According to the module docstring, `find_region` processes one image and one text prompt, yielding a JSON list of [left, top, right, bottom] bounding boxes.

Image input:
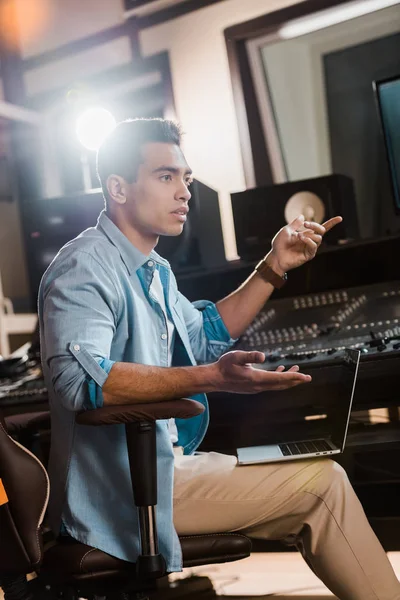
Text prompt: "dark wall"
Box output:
[[324, 32, 400, 239]]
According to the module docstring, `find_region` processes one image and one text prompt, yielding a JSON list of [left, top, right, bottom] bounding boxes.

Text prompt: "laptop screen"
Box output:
[[291, 348, 360, 450], [253, 348, 361, 449], [329, 349, 360, 450]]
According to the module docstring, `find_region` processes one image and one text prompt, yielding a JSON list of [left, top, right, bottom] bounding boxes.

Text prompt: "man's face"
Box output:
[[123, 142, 192, 241]]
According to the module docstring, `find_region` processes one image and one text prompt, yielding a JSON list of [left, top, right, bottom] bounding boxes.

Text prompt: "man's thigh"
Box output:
[[173, 451, 336, 536]]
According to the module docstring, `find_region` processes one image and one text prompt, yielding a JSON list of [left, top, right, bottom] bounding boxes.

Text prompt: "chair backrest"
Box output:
[[0, 410, 49, 574]]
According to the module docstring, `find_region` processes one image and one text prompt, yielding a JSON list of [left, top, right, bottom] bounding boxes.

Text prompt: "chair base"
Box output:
[[31, 573, 158, 600], [21, 574, 217, 600], [2, 573, 250, 600]]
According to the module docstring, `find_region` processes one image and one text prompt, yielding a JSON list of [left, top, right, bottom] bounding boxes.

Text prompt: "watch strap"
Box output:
[[255, 259, 287, 289]]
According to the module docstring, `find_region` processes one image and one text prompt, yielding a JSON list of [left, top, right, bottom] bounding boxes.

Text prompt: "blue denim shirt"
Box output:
[[38, 211, 235, 572]]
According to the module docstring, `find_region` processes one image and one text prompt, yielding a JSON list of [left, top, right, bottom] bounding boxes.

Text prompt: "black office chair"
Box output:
[[4, 411, 51, 465], [0, 399, 251, 600]]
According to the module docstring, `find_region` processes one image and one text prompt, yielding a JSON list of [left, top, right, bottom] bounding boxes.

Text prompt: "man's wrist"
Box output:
[[264, 252, 286, 277], [255, 256, 287, 289], [186, 363, 222, 394], [203, 363, 222, 392]]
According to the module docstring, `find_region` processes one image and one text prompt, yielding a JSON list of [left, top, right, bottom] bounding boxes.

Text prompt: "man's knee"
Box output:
[[305, 458, 350, 499]]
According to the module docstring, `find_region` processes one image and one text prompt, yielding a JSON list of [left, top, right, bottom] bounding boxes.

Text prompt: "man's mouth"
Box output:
[[171, 208, 188, 222]]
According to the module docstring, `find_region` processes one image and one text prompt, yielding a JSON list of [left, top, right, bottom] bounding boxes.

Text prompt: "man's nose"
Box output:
[[177, 183, 191, 202]]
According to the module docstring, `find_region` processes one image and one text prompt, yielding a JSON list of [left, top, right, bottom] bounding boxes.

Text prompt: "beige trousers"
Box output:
[[173, 450, 400, 600]]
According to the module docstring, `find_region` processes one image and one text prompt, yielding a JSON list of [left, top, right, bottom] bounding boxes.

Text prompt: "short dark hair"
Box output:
[[97, 118, 183, 208]]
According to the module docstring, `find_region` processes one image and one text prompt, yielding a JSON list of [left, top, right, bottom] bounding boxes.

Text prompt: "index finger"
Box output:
[[322, 216, 343, 232], [303, 221, 326, 235], [262, 371, 311, 382]]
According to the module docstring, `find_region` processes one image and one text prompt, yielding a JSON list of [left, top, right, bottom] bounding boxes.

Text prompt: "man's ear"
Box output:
[[106, 175, 127, 205]]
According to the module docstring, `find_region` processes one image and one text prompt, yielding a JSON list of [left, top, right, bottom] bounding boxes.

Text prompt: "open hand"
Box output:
[[266, 214, 343, 274], [212, 350, 311, 394]]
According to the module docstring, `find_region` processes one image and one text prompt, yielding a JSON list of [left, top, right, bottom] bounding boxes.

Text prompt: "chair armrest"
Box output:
[[75, 398, 205, 426]]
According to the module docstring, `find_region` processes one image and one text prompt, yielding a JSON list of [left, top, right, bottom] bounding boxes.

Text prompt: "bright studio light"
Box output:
[[76, 107, 116, 151]]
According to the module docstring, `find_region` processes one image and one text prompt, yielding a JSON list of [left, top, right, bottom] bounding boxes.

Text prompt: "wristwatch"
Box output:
[[255, 258, 287, 289]]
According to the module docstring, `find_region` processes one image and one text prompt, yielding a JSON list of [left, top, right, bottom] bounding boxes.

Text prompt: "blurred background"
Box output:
[[0, 0, 398, 323]]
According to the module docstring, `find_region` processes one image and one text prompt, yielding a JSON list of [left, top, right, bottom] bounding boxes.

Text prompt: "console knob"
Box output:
[[269, 354, 280, 362]]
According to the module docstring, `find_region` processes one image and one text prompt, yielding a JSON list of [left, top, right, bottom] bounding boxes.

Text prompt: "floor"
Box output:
[[2, 552, 400, 598], [172, 550, 400, 597]]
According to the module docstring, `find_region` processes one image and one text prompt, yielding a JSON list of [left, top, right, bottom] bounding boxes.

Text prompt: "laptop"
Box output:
[[237, 348, 360, 465]]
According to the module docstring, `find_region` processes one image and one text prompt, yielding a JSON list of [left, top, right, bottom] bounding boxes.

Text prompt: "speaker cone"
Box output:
[[284, 191, 325, 225]]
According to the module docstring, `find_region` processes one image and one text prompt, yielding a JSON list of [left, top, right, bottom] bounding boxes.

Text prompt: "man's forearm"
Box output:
[[102, 361, 219, 406], [216, 253, 283, 339]]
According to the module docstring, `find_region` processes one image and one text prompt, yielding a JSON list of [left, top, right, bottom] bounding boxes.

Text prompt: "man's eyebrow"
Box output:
[[151, 166, 193, 176]]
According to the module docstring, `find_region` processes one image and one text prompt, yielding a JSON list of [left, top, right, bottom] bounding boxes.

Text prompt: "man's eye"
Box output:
[[186, 179, 193, 187], [160, 175, 172, 182]]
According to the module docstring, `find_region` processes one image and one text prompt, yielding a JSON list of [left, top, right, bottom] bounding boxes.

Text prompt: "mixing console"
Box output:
[[237, 281, 400, 368]]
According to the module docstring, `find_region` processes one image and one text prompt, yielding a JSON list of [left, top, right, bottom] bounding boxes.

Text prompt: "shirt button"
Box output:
[[161, 333, 167, 340], [147, 260, 154, 267], [73, 344, 80, 351]]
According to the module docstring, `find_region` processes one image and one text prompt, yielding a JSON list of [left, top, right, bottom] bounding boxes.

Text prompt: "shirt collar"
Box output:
[[96, 210, 170, 275]]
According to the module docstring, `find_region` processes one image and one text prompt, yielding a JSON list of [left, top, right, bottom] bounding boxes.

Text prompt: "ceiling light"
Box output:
[[279, 0, 400, 39]]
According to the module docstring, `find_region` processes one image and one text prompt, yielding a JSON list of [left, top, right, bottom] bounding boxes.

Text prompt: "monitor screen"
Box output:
[[374, 76, 400, 213]]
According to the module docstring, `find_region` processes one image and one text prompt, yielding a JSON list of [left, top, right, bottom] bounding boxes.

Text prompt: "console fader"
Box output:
[[237, 281, 400, 368]]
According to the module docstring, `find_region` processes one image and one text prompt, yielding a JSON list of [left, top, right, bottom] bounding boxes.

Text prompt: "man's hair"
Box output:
[[97, 118, 183, 208]]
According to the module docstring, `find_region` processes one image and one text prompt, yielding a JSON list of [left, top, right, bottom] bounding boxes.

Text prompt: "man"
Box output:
[[39, 118, 400, 600]]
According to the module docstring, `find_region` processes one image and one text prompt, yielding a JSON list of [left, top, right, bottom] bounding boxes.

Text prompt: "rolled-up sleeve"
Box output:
[[177, 292, 237, 364], [40, 251, 118, 412]]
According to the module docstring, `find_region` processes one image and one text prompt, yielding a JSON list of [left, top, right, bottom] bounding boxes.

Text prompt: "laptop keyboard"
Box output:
[[279, 439, 333, 456]]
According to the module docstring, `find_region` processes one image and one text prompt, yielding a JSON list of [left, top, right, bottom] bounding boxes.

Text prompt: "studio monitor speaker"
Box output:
[[231, 174, 359, 261]]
